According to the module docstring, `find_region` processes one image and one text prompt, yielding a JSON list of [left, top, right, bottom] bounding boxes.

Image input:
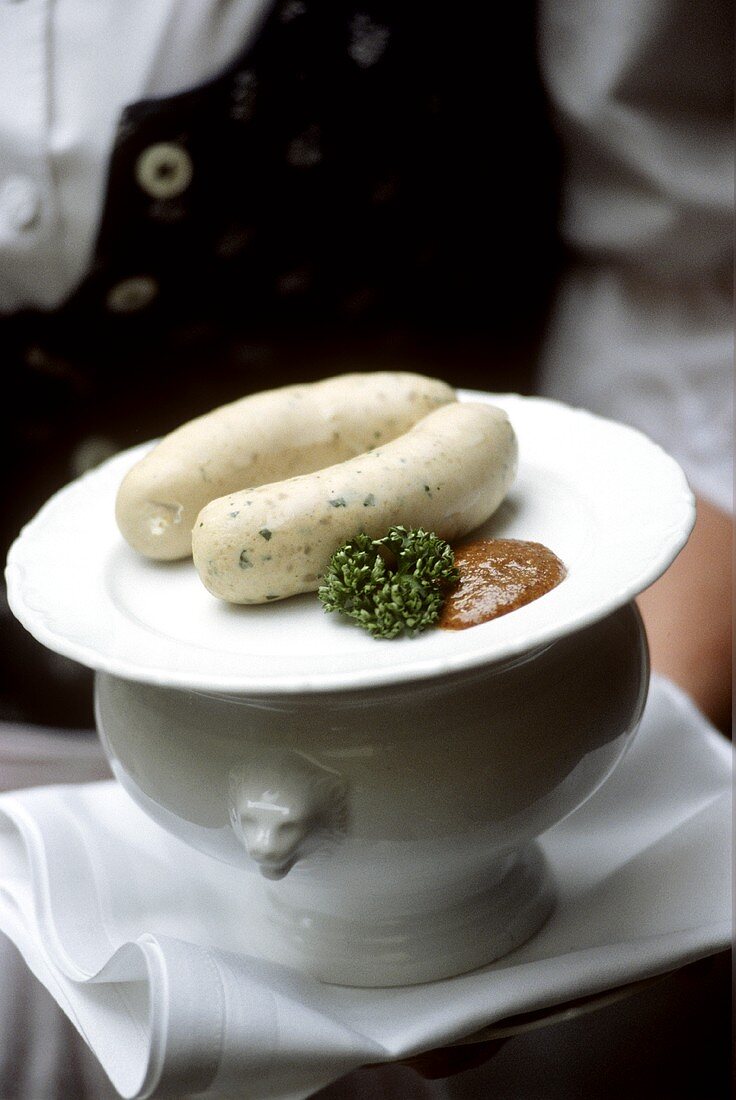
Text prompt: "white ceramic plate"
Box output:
[[6, 392, 694, 694]]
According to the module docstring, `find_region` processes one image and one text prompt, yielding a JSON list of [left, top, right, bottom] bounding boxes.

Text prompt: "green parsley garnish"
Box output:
[[318, 525, 458, 639]]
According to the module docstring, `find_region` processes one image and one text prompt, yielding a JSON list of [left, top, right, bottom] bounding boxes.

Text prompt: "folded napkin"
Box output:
[[0, 674, 730, 1100]]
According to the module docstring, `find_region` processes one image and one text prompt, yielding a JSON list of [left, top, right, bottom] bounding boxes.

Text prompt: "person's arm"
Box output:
[[637, 495, 732, 734]]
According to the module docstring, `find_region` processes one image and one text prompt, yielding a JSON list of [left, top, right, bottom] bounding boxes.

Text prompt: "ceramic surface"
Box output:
[[6, 392, 693, 694], [96, 603, 648, 985]]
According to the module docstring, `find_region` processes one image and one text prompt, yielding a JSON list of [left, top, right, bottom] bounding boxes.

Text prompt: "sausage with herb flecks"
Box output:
[[192, 401, 518, 604]]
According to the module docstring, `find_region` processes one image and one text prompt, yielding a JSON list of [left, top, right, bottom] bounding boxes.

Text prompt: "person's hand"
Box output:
[[637, 495, 732, 734]]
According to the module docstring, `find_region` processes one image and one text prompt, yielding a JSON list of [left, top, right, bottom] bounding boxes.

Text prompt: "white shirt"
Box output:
[[0, 0, 732, 510], [537, 0, 733, 513], [0, 0, 271, 310]]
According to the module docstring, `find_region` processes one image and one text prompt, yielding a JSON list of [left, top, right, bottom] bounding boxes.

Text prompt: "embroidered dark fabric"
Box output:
[[1, 1, 561, 725]]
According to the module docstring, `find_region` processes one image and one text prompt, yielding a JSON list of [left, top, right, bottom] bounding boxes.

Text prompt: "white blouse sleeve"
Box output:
[[537, 0, 733, 512]]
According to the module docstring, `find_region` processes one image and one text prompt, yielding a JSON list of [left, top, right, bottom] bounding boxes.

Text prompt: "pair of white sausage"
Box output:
[[115, 373, 518, 604]]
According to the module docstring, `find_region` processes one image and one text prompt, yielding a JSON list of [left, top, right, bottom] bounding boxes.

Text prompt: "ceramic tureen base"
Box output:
[[260, 842, 554, 986]]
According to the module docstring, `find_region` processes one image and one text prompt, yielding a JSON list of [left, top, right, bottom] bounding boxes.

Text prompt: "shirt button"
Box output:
[[0, 177, 41, 231], [135, 143, 193, 199], [106, 275, 159, 313]]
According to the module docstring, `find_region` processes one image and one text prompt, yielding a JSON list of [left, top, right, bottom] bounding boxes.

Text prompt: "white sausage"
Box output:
[[115, 372, 455, 560], [192, 402, 518, 604]]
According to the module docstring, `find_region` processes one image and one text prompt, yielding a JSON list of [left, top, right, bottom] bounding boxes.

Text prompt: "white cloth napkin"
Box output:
[[0, 674, 730, 1100]]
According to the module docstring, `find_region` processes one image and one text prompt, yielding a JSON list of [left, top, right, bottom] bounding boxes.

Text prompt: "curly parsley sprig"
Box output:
[[318, 526, 459, 639]]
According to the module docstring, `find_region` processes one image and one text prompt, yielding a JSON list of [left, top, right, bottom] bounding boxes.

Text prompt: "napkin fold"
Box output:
[[0, 674, 731, 1100]]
